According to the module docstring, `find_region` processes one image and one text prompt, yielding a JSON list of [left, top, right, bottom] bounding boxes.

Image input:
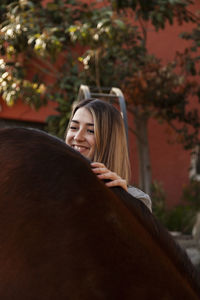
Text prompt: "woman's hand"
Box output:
[[91, 162, 128, 191]]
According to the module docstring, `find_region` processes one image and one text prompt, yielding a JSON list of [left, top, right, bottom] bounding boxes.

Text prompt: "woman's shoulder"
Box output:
[[127, 186, 152, 212]]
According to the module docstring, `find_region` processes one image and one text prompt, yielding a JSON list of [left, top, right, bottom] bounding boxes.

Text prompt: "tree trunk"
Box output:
[[133, 108, 152, 196]]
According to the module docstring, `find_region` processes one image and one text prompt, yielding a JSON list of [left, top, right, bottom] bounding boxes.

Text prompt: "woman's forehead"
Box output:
[[72, 107, 94, 125]]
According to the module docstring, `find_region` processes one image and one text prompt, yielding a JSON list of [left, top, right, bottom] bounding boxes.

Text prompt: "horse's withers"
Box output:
[[0, 127, 199, 299]]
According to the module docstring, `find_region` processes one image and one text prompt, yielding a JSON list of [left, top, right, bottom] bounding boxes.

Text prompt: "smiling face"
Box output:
[[65, 107, 96, 160]]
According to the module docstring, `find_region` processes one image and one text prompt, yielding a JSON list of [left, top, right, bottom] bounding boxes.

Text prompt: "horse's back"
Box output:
[[0, 127, 199, 300]]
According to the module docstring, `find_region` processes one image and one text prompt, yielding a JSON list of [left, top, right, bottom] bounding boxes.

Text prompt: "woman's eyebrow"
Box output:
[[71, 120, 94, 126]]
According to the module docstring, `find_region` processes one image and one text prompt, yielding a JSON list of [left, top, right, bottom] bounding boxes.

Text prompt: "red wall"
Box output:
[[128, 114, 192, 207], [150, 120, 190, 207], [0, 98, 58, 123], [129, 2, 200, 206]]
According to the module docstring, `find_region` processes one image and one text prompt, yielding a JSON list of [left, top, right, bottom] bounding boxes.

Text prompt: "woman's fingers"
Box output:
[[91, 162, 106, 169], [91, 165, 119, 180], [91, 162, 112, 176], [106, 179, 128, 191], [92, 167, 108, 175], [91, 162, 128, 191], [97, 171, 119, 180]]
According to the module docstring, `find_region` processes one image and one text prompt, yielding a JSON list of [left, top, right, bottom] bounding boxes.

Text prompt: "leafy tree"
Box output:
[[0, 0, 82, 136], [68, 0, 200, 194], [0, 0, 200, 195]]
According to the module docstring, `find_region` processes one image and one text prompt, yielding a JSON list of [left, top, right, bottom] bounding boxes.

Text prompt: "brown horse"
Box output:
[[0, 127, 199, 300]]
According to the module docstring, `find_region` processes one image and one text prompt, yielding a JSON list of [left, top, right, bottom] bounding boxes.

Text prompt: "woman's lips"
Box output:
[[73, 145, 89, 153]]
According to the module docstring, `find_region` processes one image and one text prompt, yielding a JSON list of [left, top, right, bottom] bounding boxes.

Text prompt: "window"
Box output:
[[189, 146, 200, 180]]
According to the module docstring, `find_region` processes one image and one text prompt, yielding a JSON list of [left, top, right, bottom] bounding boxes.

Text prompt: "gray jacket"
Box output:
[[128, 186, 152, 212]]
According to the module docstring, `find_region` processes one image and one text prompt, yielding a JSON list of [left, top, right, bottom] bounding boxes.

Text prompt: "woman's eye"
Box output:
[[88, 129, 94, 134], [70, 126, 78, 130]]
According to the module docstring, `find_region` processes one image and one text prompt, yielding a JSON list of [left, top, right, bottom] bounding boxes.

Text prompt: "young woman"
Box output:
[[65, 98, 152, 211]]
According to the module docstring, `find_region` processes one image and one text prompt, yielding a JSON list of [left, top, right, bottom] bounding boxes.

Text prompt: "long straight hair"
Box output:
[[66, 99, 131, 183]]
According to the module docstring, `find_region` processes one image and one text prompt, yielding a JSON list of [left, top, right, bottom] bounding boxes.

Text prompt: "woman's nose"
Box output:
[[74, 129, 85, 141]]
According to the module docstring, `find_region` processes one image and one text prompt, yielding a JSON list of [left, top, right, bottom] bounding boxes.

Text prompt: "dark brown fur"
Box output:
[[0, 127, 199, 299]]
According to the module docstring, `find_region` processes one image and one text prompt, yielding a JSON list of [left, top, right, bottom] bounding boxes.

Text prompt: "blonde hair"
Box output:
[[66, 99, 131, 183]]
